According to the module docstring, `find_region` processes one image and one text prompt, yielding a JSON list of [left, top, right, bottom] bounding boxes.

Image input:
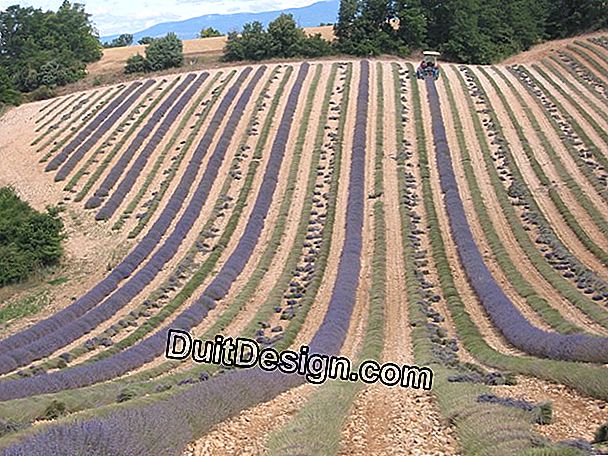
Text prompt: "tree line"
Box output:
[[223, 14, 332, 62], [2, 0, 606, 105], [0, 1, 102, 104], [334, 0, 608, 63]]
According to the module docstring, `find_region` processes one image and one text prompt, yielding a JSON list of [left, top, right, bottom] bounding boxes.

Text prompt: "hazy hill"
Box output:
[[101, 0, 339, 43]]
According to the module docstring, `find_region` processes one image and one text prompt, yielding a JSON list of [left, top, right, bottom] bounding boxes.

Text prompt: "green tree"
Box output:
[[104, 33, 134, 48], [267, 14, 307, 58], [547, 0, 607, 38], [395, 0, 427, 49], [200, 27, 223, 38], [145, 32, 183, 71], [52, 1, 103, 62], [222, 16, 332, 62], [335, 0, 398, 56], [138, 36, 156, 45], [0, 2, 101, 97], [334, 0, 359, 53], [223, 21, 270, 61], [505, 0, 547, 50], [302, 33, 333, 57], [0, 67, 21, 105], [124, 53, 148, 74], [441, 0, 493, 63]]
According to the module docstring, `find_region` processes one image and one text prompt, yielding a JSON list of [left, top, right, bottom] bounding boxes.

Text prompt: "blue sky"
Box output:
[[0, 0, 324, 36]]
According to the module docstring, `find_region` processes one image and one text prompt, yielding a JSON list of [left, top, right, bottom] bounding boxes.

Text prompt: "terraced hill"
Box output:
[[0, 33, 607, 456]]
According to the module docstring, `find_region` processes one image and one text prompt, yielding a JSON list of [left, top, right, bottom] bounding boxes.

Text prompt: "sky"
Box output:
[[0, 0, 324, 36]]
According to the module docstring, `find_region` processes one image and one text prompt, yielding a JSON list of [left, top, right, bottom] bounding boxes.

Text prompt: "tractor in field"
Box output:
[[416, 51, 441, 80]]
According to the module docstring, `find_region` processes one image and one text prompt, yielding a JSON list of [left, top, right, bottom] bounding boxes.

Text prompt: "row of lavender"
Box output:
[[425, 77, 608, 363], [0, 65, 274, 399], [45, 80, 155, 175], [54, 76, 185, 183], [0, 61, 369, 455], [0, 69, 256, 375], [89, 73, 210, 219]]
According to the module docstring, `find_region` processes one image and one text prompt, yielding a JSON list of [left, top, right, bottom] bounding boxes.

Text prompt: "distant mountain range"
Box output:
[[101, 0, 340, 43]]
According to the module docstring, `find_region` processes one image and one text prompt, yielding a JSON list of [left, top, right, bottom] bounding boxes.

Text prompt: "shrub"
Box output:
[[145, 33, 183, 71], [593, 423, 608, 444], [38, 60, 84, 87], [0, 187, 64, 286], [41, 400, 67, 420], [23, 85, 56, 102], [116, 389, 136, 403], [0, 419, 26, 438], [301, 33, 333, 57], [532, 401, 553, 425], [200, 27, 222, 38], [124, 53, 148, 74]]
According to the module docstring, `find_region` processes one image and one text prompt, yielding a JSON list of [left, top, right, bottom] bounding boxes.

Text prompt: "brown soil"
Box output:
[[501, 31, 608, 65]]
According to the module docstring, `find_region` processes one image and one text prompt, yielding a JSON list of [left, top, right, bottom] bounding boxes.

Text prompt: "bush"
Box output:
[[116, 388, 136, 403], [0, 187, 64, 286], [138, 36, 156, 45], [41, 400, 67, 420], [38, 60, 84, 87], [531, 401, 553, 425], [145, 33, 183, 71], [593, 423, 608, 443], [222, 14, 333, 62], [301, 33, 333, 57], [0, 419, 26, 438], [200, 27, 222, 38], [124, 53, 148, 74]]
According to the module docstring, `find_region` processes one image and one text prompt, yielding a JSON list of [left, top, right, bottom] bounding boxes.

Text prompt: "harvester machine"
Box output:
[[416, 51, 441, 80]]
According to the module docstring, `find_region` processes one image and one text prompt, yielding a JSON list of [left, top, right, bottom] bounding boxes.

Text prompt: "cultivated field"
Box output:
[[0, 33, 607, 455]]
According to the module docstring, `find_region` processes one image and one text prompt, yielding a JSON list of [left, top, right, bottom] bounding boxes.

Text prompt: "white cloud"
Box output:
[[1, 0, 325, 35]]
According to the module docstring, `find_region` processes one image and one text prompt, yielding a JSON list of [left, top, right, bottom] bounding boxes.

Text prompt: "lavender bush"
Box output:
[[0, 69, 257, 374], [0, 61, 369, 456], [425, 78, 608, 363], [46, 81, 156, 175]]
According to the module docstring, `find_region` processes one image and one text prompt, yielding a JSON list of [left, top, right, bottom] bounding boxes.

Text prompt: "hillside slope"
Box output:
[[0, 33, 607, 456]]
